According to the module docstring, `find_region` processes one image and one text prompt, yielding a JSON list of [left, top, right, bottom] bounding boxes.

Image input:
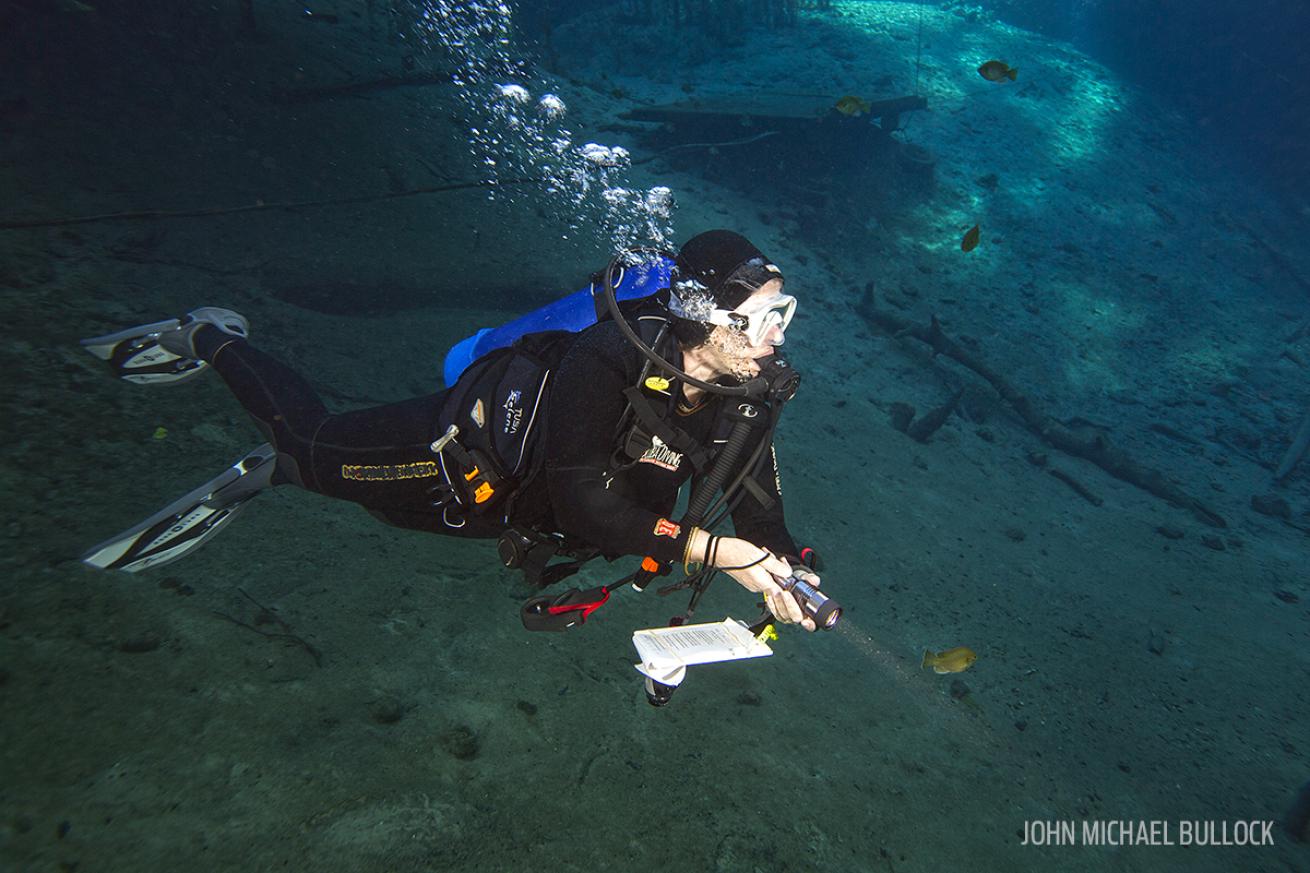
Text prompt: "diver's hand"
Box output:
[[706, 536, 817, 632]]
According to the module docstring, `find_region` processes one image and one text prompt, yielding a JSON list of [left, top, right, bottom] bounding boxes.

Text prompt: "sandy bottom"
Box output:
[[1, 3, 1307, 871]]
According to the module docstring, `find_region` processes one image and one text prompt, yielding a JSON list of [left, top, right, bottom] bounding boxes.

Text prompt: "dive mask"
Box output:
[[707, 291, 797, 347]]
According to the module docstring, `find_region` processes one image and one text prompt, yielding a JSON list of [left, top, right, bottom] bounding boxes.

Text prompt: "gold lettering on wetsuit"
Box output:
[[341, 461, 442, 482]]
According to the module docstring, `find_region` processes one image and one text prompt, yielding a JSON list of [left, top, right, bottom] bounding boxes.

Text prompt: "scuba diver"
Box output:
[[80, 230, 828, 634]]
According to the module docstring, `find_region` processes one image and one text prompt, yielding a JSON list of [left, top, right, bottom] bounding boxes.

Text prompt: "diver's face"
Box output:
[[705, 280, 788, 380]]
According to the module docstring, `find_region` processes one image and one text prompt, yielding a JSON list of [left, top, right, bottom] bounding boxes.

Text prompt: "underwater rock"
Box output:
[[1251, 493, 1291, 519], [949, 679, 970, 700], [1155, 525, 1185, 540], [369, 696, 406, 725], [1200, 535, 1226, 551], [439, 725, 480, 761], [515, 700, 537, 717], [117, 633, 162, 654], [1147, 630, 1167, 656]]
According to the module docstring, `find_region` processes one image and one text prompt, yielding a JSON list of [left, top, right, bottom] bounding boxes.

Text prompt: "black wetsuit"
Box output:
[[192, 318, 798, 565]]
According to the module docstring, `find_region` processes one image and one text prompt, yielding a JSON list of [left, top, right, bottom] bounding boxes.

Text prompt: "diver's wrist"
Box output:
[[682, 527, 711, 574]]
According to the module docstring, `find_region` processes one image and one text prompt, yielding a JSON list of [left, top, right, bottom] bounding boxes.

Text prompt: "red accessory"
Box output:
[[652, 518, 681, 538]]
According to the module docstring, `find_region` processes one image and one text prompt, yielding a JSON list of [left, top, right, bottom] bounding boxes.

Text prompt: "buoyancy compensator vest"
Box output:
[[442, 255, 675, 386], [428, 255, 681, 533]]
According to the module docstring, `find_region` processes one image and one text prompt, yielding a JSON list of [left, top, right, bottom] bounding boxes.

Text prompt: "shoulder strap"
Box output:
[[619, 385, 714, 472]]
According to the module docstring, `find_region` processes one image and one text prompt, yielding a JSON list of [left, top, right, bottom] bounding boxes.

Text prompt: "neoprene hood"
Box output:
[[673, 230, 781, 311]]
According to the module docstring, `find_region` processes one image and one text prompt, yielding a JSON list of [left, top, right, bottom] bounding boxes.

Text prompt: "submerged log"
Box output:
[[621, 93, 928, 127], [1048, 469, 1103, 506], [858, 287, 1227, 528], [1274, 407, 1310, 482], [906, 391, 962, 443]]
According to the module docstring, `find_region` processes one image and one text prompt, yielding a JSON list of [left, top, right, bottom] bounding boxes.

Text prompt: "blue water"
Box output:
[[0, 1, 1307, 871]]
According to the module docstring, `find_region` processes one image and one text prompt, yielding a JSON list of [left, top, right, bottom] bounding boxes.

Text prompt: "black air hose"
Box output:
[[683, 403, 761, 526]]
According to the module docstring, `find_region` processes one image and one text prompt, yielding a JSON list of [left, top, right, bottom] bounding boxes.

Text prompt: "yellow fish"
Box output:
[[834, 95, 871, 117], [961, 224, 981, 252], [922, 646, 977, 674], [978, 60, 1018, 82]]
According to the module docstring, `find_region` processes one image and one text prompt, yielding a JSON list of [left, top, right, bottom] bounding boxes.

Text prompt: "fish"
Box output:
[[978, 60, 1018, 82], [961, 224, 981, 252], [922, 646, 977, 674], [834, 95, 871, 117]]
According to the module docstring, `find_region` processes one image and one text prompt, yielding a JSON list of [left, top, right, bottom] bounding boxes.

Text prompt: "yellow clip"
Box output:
[[473, 482, 495, 503], [644, 376, 671, 393], [756, 624, 778, 644]]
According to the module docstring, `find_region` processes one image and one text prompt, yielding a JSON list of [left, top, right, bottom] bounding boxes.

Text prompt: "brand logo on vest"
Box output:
[[638, 434, 683, 472], [503, 389, 523, 435]]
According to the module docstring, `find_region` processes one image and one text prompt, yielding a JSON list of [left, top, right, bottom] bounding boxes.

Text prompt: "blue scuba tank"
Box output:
[[442, 255, 674, 386]]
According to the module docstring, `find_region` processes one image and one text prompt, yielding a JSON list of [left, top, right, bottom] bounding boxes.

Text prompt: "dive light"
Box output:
[[779, 573, 842, 630]]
